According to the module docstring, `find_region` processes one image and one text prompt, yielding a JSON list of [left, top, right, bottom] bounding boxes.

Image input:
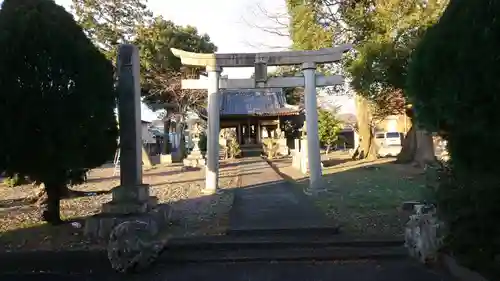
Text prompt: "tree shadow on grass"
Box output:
[[268, 157, 426, 239]]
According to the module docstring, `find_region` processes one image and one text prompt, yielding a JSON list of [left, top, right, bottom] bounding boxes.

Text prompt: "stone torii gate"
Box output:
[[171, 46, 352, 195]]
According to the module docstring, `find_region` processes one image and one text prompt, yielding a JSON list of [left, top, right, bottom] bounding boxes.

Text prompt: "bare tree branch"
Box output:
[[143, 68, 207, 121], [240, 2, 291, 50]]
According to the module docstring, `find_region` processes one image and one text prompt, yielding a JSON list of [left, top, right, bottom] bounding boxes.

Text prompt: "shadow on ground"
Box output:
[[0, 157, 455, 281], [148, 172, 260, 187], [267, 157, 427, 238], [0, 260, 457, 281], [0, 190, 113, 211]]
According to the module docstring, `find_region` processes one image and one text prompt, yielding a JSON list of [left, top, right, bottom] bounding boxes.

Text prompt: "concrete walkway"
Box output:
[[229, 157, 335, 231]]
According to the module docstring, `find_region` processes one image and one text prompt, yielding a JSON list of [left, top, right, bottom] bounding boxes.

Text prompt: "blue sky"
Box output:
[[8, 0, 355, 120]]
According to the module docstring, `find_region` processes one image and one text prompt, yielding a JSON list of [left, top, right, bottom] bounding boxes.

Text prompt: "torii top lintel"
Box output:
[[170, 44, 353, 68]]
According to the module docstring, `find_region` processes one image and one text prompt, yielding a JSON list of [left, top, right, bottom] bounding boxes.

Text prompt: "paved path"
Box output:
[[229, 157, 334, 230]]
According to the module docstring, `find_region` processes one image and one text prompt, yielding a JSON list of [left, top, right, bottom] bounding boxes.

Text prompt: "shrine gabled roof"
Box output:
[[219, 88, 301, 117]]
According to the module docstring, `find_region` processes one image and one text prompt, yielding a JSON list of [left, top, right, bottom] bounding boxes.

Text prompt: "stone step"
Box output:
[[167, 234, 404, 251], [161, 232, 406, 263], [226, 224, 342, 237], [160, 245, 408, 263], [1, 236, 406, 273]]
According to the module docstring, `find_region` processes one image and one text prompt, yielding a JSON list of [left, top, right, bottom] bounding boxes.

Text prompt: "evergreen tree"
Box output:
[[318, 109, 342, 153], [0, 0, 118, 224], [406, 0, 500, 273]]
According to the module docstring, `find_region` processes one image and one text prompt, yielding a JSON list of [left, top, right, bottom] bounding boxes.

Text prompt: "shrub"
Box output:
[[263, 138, 279, 159], [199, 132, 207, 152], [3, 174, 29, 187], [227, 139, 241, 159], [406, 0, 500, 275]]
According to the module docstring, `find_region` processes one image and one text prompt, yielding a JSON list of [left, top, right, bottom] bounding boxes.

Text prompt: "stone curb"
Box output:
[[441, 254, 490, 281]]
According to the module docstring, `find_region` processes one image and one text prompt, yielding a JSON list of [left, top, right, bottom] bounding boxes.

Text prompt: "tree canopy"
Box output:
[[135, 16, 217, 116], [284, 0, 446, 161], [71, 0, 152, 61], [342, 0, 447, 117], [407, 0, 500, 173], [318, 109, 342, 152], [0, 0, 118, 223]]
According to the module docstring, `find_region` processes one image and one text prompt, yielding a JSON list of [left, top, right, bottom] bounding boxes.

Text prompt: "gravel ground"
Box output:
[[0, 160, 240, 252]]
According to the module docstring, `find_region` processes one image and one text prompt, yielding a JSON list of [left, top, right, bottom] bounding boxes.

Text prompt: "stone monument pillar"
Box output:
[[302, 62, 323, 194], [205, 65, 221, 194], [183, 122, 206, 168], [300, 138, 309, 174], [84, 44, 168, 239], [160, 120, 173, 164], [292, 138, 301, 170]]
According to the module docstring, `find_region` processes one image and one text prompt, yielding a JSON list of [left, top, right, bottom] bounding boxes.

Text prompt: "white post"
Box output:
[[204, 66, 221, 194], [302, 62, 323, 194]]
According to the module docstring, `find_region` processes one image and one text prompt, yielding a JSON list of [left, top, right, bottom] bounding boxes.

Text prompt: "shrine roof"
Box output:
[[219, 88, 301, 117]]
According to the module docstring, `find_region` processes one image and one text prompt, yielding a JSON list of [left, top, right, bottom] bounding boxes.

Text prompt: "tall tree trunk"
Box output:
[[413, 129, 437, 167], [40, 178, 64, 225], [396, 125, 417, 163], [396, 126, 436, 166], [176, 121, 187, 160], [353, 95, 379, 160]]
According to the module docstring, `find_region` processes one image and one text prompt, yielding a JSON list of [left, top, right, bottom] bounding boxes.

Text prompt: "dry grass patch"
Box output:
[[274, 155, 426, 238], [0, 161, 240, 252]]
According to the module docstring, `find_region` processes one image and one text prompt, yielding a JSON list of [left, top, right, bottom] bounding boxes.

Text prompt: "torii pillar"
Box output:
[[170, 50, 221, 194]]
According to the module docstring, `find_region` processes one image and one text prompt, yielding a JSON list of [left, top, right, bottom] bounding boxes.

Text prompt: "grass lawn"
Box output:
[[275, 154, 427, 238]]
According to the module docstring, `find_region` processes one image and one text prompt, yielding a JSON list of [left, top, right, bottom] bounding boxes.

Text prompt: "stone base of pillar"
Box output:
[[160, 154, 173, 164], [200, 188, 223, 195], [303, 183, 326, 196], [292, 149, 301, 170], [83, 184, 171, 240]]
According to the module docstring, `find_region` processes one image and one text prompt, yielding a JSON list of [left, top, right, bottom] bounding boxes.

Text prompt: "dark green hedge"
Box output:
[[406, 0, 500, 276]]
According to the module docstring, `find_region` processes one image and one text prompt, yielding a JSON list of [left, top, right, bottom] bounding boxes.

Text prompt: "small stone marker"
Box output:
[[107, 220, 164, 273]]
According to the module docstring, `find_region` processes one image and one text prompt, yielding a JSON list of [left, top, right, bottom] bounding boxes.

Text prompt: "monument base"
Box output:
[[183, 150, 205, 168], [84, 184, 171, 239], [160, 154, 172, 164], [84, 204, 171, 240], [292, 149, 301, 170]]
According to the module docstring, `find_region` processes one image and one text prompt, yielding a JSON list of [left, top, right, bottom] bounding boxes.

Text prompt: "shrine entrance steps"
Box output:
[[240, 144, 263, 157]]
